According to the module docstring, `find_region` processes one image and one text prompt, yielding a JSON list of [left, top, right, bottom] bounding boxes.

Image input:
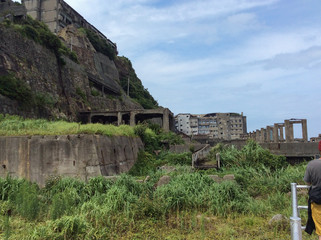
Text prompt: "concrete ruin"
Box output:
[[248, 119, 308, 143], [79, 108, 175, 132], [0, 0, 26, 22], [0, 135, 143, 186], [21, 0, 116, 51]]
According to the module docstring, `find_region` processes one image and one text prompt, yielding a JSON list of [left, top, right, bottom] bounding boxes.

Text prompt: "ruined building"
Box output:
[[175, 112, 247, 140], [0, 0, 26, 21], [22, 0, 116, 50], [248, 118, 309, 143]]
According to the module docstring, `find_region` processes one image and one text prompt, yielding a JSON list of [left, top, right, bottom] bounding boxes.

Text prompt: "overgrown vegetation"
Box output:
[[0, 162, 311, 239], [0, 117, 314, 239], [81, 28, 116, 61], [0, 115, 135, 137], [0, 74, 56, 109], [116, 56, 159, 109], [2, 15, 78, 65]]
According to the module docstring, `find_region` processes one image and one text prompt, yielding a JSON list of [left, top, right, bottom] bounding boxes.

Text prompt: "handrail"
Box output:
[[290, 183, 309, 240], [191, 144, 211, 168]]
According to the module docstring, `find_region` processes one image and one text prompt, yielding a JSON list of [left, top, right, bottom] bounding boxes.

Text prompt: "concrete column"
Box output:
[[302, 119, 308, 142], [163, 109, 170, 132], [117, 112, 122, 126], [273, 124, 279, 142], [285, 120, 294, 142], [261, 128, 266, 142], [266, 126, 272, 142], [279, 126, 284, 141], [130, 112, 136, 127], [256, 130, 261, 142]]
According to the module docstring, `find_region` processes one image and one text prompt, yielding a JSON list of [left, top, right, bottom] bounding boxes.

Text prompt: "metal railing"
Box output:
[[290, 183, 310, 240]]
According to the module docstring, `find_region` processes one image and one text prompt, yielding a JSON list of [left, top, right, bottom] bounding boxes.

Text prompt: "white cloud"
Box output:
[[47, 0, 321, 137]]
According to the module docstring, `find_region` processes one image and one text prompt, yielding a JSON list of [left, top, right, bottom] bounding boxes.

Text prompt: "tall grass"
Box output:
[[0, 115, 135, 137], [0, 136, 311, 239]]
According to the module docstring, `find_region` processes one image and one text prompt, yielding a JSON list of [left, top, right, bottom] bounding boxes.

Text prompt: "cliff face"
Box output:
[[0, 23, 145, 120]]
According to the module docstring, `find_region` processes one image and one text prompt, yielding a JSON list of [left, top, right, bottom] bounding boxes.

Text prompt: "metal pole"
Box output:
[[290, 183, 302, 240]]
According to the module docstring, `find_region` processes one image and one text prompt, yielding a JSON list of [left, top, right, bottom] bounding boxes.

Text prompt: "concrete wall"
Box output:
[[0, 135, 143, 186], [260, 142, 319, 157]]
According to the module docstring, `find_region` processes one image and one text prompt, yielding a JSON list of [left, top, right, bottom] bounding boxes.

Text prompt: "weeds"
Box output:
[[0, 115, 136, 137]]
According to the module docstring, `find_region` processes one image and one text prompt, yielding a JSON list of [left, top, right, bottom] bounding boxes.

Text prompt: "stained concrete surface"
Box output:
[[0, 135, 143, 186]]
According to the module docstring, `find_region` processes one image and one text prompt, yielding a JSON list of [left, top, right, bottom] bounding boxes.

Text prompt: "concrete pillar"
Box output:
[[261, 128, 266, 142], [302, 119, 308, 142], [256, 130, 261, 142], [266, 126, 272, 142], [130, 112, 136, 127], [273, 124, 279, 142], [117, 112, 122, 126], [285, 120, 294, 142], [279, 126, 284, 141], [163, 109, 170, 132]]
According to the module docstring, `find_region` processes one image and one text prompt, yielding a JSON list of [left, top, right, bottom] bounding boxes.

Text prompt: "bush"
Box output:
[[129, 151, 156, 176], [0, 74, 33, 104], [13, 16, 78, 64], [84, 28, 116, 60]]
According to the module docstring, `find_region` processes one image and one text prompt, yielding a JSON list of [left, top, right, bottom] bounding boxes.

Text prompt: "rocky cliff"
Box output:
[[0, 14, 158, 120]]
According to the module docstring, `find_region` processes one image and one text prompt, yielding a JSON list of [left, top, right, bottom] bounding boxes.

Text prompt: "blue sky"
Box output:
[[27, 0, 321, 138]]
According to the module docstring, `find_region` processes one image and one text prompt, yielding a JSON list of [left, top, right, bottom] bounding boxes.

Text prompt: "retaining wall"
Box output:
[[0, 135, 143, 186]]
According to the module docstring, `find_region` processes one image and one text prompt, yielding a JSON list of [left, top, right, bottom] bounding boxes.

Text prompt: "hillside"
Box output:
[[0, 9, 158, 121]]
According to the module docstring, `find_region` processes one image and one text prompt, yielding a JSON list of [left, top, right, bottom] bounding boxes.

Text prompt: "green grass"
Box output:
[[0, 115, 135, 137], [0, 119, 315, 239], [0, 163, 314, 240]]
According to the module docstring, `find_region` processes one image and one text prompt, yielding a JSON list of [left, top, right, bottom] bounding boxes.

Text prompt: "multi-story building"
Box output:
[[175, 113, 192, 135], [22, 0, 116, 51], [175, 112, 247, 140]]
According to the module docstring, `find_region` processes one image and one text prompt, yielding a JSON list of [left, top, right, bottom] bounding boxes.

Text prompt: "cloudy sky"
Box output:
[[34, 0, 321, 137]]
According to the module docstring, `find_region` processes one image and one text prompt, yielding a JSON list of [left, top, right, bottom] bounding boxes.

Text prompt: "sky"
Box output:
[[20, 0, 321, 138]]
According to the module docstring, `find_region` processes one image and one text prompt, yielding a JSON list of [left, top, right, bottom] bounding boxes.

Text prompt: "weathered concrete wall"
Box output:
[[0, 135, 143, 186], [260, 142, 319, 157], [170, 144, 207, 154]]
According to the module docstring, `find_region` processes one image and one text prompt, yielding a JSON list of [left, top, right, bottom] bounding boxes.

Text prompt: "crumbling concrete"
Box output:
[[248, 119, 308, 143], [0, 135, 143, 186]]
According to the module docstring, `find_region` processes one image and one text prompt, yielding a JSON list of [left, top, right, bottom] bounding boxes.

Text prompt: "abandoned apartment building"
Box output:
[[21, 0, 116, 51], [175, 112, 247, 140]]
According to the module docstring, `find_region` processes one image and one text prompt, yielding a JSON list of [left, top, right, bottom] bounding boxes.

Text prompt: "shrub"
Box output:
[[13, 16, 79, 64], [84, 28, 116, 60], [0, 74, 33, 104], [129, 151, 156, 176]]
